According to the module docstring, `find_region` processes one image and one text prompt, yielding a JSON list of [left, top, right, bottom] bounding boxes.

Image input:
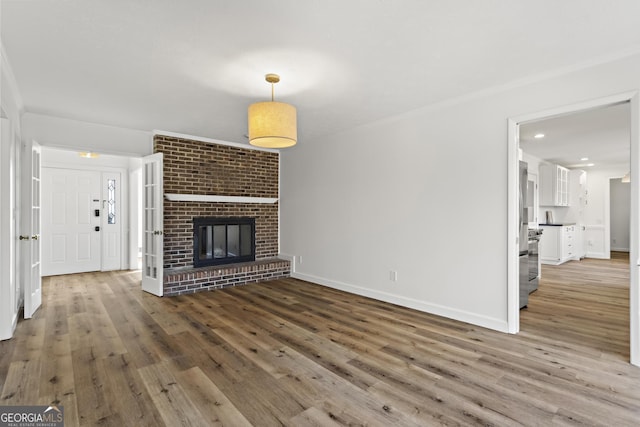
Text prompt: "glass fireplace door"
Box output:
[[194, 218, 255, 267]]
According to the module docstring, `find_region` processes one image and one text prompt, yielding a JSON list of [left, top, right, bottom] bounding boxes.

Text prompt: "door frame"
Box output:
[[507, 91, 640, 367], [40, 161, 131, 272]]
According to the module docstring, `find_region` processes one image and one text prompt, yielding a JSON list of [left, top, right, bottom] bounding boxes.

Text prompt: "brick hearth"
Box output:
[[163, 259, 290, 296]]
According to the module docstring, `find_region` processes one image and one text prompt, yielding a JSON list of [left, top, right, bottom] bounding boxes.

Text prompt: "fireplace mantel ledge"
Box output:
[[164, 193, 278, 204]]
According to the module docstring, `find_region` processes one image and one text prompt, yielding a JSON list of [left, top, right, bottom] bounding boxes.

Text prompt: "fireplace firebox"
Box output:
[[193, 217, 255, 267]]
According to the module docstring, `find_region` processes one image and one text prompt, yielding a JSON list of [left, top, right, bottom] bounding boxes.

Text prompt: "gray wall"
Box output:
[[280, 52, 640, 332]]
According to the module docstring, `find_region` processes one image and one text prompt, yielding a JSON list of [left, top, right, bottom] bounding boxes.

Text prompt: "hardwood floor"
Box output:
[[1, 257, 639, 426], [522, 251, 632, 361]]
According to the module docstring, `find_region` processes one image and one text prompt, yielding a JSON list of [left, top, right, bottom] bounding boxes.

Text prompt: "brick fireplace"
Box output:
[[154, 134, 290, 296]]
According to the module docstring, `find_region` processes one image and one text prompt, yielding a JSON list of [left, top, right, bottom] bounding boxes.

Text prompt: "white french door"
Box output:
[[22, 141, 42, 318], [142, 153, 163, 296], [41, 168, 101, 275]]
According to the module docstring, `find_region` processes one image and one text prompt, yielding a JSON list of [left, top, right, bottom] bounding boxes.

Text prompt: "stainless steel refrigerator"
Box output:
[[519, 161, 529, 309]]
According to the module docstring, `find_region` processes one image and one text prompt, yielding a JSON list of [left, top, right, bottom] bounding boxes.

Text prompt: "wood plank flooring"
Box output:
[[1, 255, 639, 426]]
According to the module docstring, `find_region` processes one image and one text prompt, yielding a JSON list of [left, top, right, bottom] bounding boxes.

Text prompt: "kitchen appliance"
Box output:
[[528, 228, 543, 293], [519, 161, 529, 309]]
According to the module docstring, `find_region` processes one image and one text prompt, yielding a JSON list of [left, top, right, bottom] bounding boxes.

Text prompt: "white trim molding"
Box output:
[[164, 193, 278, 204]]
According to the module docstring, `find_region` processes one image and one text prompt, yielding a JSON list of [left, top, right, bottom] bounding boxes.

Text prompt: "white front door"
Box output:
[[22, 141, 42, 318], [41, 168, 101, 275], [101, 172, 121, 271], [142, 153, 163, 296]]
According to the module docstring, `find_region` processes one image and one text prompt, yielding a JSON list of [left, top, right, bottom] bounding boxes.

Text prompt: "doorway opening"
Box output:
[[507, 92, 639, 366], [38, 147, 143, 276]]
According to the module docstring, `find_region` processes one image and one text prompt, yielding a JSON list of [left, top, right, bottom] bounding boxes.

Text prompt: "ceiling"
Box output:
[[520, 102, 630, 173], [2, 1, 640, 146]]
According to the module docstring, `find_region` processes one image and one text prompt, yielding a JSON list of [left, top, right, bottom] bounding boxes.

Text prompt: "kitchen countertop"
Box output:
[[539, 223, 576, 226]]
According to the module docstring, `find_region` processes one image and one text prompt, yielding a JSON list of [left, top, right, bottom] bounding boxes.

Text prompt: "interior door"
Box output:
[[101, 172, 121, 271], [22, 140, 42, 318], [1, 118, 18, 335], [14, 132, 22, 316], [142, 153, 163, 296], [41, 168, 101, 275], [631, 95, 639, 367]]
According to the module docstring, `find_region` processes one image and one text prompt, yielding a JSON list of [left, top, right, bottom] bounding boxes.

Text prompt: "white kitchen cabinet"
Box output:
[[540, 224, 577, 265], [540, 226, 561, 262], [540, 163, 569, 206], [561, 225, 575, 260], [569, 169, 587, 209]]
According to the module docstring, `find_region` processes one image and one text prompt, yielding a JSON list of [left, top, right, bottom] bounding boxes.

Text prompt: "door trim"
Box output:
[[507, 91, 640, 367]]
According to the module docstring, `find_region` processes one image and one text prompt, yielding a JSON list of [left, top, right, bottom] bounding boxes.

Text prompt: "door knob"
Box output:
[[19, 235, 30, 240], [154, 230, 163, 235], [31, 235, 39, 240]]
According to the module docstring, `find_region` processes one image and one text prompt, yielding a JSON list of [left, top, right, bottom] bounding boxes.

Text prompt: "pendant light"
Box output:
[[248, 73, 297, 148]]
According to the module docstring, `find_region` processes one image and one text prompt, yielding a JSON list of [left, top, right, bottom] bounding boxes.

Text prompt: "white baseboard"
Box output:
[[291, 271, 509, 333], [611, 247, 630, 252], [586, 251, 608, 259]]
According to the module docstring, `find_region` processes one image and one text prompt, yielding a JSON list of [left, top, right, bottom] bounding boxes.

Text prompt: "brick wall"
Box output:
[[154, 135, 280, 269]]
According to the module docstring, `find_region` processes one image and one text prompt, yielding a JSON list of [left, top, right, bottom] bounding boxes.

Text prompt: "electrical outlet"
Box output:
[[389, 270, 398, 281], [298, 255, 303, 265]]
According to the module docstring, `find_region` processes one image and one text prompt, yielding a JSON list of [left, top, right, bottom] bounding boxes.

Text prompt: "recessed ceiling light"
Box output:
[[78, 152, 99, 158], [580, 157, 589, 161], [534, 133, 545, 139]]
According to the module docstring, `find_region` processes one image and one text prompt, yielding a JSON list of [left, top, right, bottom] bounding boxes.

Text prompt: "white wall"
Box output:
[[281, 52, 640, 332], [521, 152, 542, 174], [42, 146, 135, 169], [23, 112, 153, 157], [611, 177, 631, 251], [581, 168, 627, 258]]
